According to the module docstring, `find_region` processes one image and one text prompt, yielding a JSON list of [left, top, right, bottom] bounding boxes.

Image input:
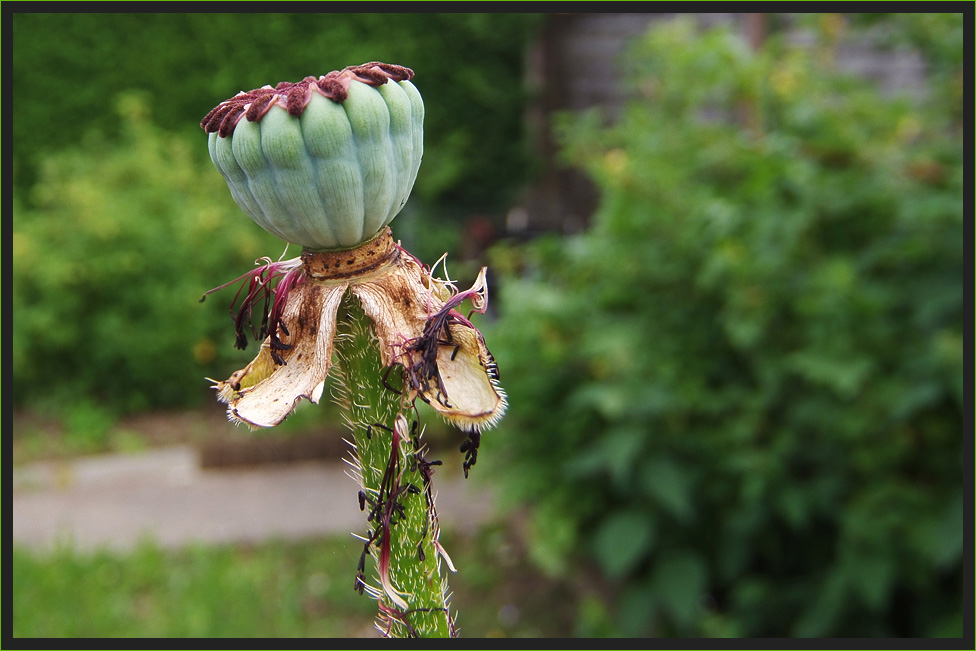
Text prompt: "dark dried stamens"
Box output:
[[461, 431, 481, 478], [201, 259, 304, 364]]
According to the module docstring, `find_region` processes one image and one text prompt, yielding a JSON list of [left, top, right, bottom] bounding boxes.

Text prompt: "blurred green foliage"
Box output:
[[12, 13, 541, 212], [12, 539, 379, 637], [486, 16, 963, 637], [13, 94, 288, 412]]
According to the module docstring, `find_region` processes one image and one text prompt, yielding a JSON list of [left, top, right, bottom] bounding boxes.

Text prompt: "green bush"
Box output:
[[12, 94, 288, 413], [486, 16, 963, 637]]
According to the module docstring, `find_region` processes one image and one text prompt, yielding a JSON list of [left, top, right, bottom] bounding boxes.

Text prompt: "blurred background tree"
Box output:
[[484, 14, 964, 638]]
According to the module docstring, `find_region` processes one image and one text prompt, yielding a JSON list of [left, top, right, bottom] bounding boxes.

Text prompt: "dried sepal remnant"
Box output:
[[208, 230, 506, 431], [201, 62, 415, 136]]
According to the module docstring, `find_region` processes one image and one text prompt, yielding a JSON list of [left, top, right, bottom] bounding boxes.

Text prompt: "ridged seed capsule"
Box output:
[[201, 62, 424, 251]]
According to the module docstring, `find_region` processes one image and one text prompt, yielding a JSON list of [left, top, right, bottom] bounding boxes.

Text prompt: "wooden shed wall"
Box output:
[[512, 13, 928, 236]]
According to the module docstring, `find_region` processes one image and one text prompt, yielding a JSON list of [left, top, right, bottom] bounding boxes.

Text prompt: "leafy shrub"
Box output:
[[12, 94, 288, 413], [486, 16, 963, 637]]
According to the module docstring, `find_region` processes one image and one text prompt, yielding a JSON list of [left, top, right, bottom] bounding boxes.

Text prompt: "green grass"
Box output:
[[12, 537, 378, 638], [12, 526, 577, 638]]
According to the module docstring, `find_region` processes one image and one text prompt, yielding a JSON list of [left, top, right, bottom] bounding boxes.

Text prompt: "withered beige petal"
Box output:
[[352, 258, 506, 431], [350, 257, 431, 368], [219, 280, 348, 427], [210, 339, 279, 404], [425, 323, 507, 431]]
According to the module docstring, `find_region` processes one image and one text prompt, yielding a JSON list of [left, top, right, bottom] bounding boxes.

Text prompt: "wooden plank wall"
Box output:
[[511, 12, 927, 237]]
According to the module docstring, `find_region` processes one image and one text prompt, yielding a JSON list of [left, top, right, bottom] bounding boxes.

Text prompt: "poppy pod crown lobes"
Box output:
[[201, 62, 506, 432]]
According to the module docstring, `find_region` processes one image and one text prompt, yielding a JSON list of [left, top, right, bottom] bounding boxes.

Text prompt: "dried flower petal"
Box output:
[[213, 281, 347, 427], [209, 231, 504, 431], [353, 262, 506, 431]]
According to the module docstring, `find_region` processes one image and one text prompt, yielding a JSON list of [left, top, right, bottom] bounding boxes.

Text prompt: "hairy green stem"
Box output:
[[332, 291, 454, 638]]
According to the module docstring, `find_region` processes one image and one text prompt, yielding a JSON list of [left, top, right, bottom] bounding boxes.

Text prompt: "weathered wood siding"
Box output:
[[513, 13, 928, 236]]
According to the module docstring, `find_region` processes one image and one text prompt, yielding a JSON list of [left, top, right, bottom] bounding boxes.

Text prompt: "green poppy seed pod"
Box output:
[[201, 62, 424, 250]]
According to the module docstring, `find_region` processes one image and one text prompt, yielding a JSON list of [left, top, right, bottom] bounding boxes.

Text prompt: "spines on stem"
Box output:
[[331, 293, 455, 638]]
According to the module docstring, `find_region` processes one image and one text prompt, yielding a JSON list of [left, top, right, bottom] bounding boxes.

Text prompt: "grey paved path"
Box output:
[[12, 446, 496, 552]]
